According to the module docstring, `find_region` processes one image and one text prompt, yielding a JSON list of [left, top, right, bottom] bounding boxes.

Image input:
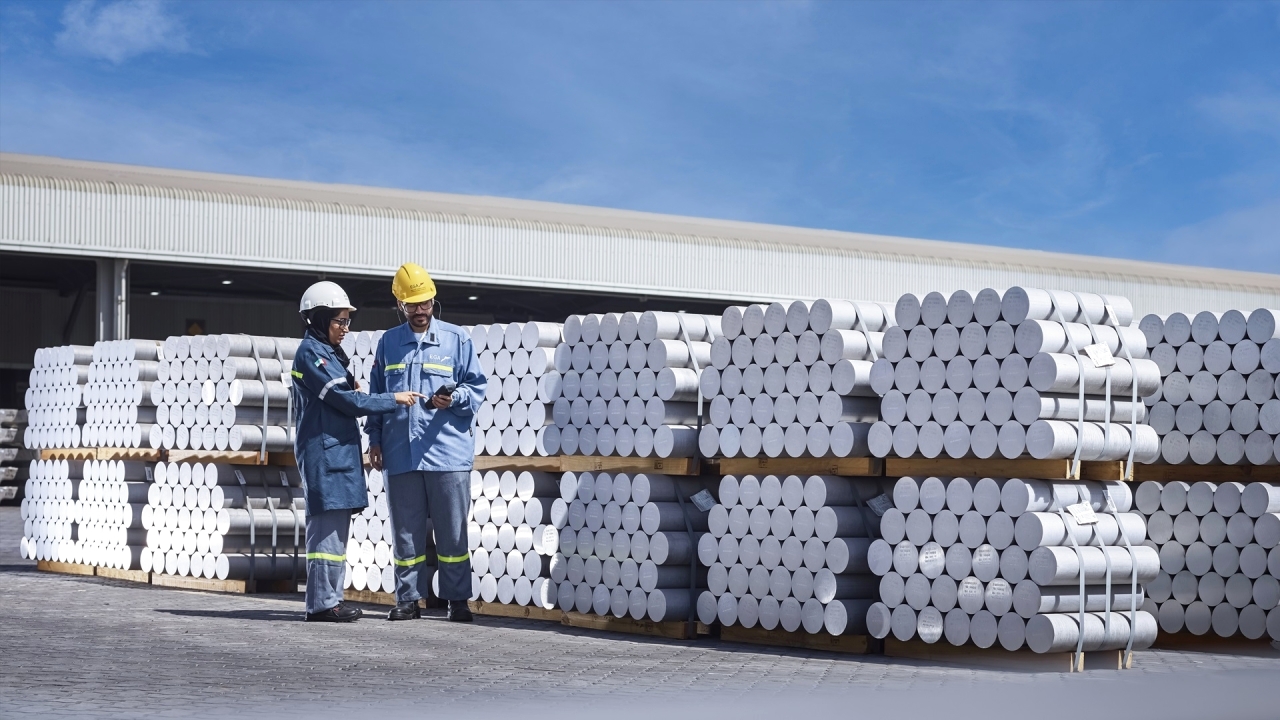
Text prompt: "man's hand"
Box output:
[[369, 445, 383, 471], [431, 392, 453, 409], [394, 391, 426, 406]]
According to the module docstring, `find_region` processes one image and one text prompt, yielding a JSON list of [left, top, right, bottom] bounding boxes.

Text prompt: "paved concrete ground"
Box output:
[[3, 505, 1278, 719]]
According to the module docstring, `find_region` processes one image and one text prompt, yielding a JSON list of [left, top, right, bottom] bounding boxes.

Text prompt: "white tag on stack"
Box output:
[[1066, 502, 1098, 525], [867, 493, 894, 517], [1083, 343, 1115, 368], [690, 489, 716, 513]]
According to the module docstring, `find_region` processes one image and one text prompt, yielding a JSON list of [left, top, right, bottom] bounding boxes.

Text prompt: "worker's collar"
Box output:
[[399, 322, 439, 347]]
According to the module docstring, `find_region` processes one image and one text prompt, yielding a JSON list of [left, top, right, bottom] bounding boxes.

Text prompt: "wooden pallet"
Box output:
[[561, 611, 710, 640], [884, 638, 1129, 672], [474, 455, 709, 476], [470, 600, 565, 622], [1130, 464, 1280, 484], [719, 625, 874, 654], [1151, 632, 1280, 656], [718, 457, 882, 478], [96, 567, 151, 583], [39, 448, 163, 462], [344, 588, 399, 606], [885, 458, 1125, 481], [150, 573, 300, 594], [36, 560, 96, 576]]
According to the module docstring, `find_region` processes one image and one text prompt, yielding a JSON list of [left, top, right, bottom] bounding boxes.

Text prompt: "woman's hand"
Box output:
[[394, 391, 426, 406]]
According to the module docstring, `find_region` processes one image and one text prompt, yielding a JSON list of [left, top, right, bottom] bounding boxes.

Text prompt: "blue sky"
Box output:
[[1, 1, 1278, 273]]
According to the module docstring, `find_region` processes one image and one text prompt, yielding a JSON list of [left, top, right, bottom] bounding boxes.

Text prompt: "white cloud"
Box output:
[[1163, 199, 1280, 273], [55, 0, 189, 64]]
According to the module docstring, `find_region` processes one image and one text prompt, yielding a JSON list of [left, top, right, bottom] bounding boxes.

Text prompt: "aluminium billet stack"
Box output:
[[1135, 480, 1280, 641], [1139, 309, 1280, 465], [1, 409, 28, 501], [864, 476, 1159, 655], [19, 459, 82, 564], [866, 288, 1161, 463], [469, 468, 560, 606], [19, 458, 148, 570], [548, 471, 716, 622], [141, 461, 306, 582], [698, 300, 895, 459], [695, 474, 890, 636], [150, 334, 299, 453], [342, 467, 405, 595], [23, 345, 92, 449], [471, 322, 563, 457], [339, 329, 385, 454], [79, 340, 165, 449], [546, 312, 720, 458]]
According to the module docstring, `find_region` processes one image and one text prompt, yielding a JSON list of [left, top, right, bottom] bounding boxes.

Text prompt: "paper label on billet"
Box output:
[[867, 493, 893, 517], [1083, 343, 1115, 368], [690, 489, 716, 513], [1066, 502, 1098, 525]]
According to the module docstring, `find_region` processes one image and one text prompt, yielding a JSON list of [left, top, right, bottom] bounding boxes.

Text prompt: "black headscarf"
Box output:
[[303, 307, 351, 370]]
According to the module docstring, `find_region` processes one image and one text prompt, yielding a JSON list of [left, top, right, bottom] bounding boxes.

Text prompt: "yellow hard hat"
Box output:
[[392, 263, 437, 304]]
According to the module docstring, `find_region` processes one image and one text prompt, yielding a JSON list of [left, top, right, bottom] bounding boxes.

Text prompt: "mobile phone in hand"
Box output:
[[433, 383, 456, 398]]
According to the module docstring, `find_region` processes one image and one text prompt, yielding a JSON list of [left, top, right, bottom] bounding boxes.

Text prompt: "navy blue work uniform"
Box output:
[[292, 332, 399, 613]]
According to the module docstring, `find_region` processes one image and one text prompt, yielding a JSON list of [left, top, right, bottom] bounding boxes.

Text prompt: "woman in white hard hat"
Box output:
[[292, 281, 425, 622]]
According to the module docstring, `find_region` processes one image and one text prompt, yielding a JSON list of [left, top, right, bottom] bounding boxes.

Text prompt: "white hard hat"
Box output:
[[299, 281, 356, 313]]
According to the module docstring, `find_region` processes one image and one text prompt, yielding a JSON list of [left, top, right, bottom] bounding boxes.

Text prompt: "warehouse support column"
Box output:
[[96, 258, 129, 341]]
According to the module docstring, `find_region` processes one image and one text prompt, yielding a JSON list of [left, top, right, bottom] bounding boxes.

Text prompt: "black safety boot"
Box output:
[[387, 600, 421, 621], [447, 600, 473, 622], [306, 603, 362, 622]]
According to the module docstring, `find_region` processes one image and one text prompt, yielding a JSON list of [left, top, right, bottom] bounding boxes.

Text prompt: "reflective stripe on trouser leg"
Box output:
[[386, 471, 432, 603], [304, 508, 351, 614], [422, 470, 473, 601]]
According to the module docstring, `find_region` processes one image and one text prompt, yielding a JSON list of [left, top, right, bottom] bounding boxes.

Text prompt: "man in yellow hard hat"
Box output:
[[367, 263, 487, 622]]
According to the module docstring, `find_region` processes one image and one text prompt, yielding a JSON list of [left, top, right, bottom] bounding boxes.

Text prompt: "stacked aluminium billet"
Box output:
[[1139, 309, 1280, 465], [142, 460, 306, 582], [150, 334, 299, 453], [1, 408, 28, 501], [865, 288, 1161, 463], [548, 312, 719, 458], [549, 471, 714, 621], [71, 459, 149, 570], [695, 473, 889, 636], [698, 300, 893, 459], [1136, 480, 1280, 641], [23, 345, 92, 449], [18, 458, 82, 563], [342, 467, 399, 595], [864, 476, 1159, 654], [469, 468, 560, 607], [471, 322, 563, 457], [80, 339, 164, 449]]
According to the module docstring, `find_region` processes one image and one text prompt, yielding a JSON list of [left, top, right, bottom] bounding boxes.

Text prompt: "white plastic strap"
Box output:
[[1049, 301, 1086, 480], [1070, 292, 1115, 466], [1103, 307, 1140, 480], [247, 335, 270, 464], [853, 306, 879, 363], [1057, 506, 1088, 670], [1104, 493, 1139, 665], [676, 315, 705, 420]]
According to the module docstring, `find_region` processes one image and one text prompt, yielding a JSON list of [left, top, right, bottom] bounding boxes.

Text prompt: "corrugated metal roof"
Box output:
[[2, 152, 1277, 315]]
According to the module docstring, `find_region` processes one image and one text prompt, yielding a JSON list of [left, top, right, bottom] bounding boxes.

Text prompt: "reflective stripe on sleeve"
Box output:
[[306, 552, 345, 562], [437, 552, 470, 563], [290, 370, 303, 379], [385, 363, 406, 371], [318, 376, 347, 399]]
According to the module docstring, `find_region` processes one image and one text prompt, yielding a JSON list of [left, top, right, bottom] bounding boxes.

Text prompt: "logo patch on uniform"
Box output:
[[314, 358, 326, 367]]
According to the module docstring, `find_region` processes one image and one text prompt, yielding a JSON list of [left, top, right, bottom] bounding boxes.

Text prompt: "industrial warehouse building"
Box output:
[[2, 151, 1278, 406]]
